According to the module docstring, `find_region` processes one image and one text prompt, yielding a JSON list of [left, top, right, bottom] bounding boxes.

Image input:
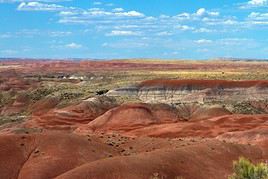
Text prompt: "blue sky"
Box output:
[[0, 0, 268, 59]]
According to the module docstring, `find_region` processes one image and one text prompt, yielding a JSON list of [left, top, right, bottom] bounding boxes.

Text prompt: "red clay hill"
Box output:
[[0, 130, 266, 179]]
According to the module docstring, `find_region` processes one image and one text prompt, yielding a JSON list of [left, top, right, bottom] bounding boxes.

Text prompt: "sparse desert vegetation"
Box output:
[[0, 59, 267, 179]]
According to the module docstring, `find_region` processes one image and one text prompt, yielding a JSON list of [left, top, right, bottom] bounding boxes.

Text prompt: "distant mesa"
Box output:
[[108, 79, 268, 104]]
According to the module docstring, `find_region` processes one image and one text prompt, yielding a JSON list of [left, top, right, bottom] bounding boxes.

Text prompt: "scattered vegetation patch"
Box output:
[[0, 92, 13, 107], [27, 87, 54, 101], [231, 102, 264, 114], [0, 115, 25, 125], [229, 157, 268, 179], [113, 95, 141, 104]]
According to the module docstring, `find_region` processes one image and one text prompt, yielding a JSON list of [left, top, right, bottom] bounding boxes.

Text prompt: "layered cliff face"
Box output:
[[107, 79, 268, 104]]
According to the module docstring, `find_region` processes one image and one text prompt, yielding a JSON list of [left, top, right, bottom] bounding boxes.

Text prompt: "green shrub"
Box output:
[[29, 87, 54, 101], [229, 157, 268, 179]]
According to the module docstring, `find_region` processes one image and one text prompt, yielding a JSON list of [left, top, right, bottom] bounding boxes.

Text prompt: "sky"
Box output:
[[0, 0, 268, 59]]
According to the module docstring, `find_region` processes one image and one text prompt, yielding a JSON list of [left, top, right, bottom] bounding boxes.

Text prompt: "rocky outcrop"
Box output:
[[108, 79, 268, 104]]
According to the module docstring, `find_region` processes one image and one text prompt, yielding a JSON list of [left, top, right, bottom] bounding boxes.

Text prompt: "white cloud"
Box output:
[[17, 2, 66, 11], [248, 12, 268, 20], [193, 8, 220, 16], [195, 8, 219, 17], [156, 31, 173, 36], [57, 6, 243, 38], [176, 25, 194, 31], [196, 8, 206, 16], [194, 28, 213, 33], [250, 21, 268, 24], [174, 8, 219, 21], [247, 12, 268, 25], [59, 8, 145, 26], [92, 1, 113, 6], [222, 19, 238, 25], [174, 13, 191, 20], [249, 12, 259, 18], [195, 39, 212, 44], [239, 0, 268, 8], [209, 12, 220, 16], [106, 30, 141, 36], [65, 42, 82, 49], [59, 11, 77, 16], [114, 11, 144, 17], [11, 2, 259, 42], [60, 9, 144, 19], [202, 17, 238, 26], [248, 0, 267, 6]]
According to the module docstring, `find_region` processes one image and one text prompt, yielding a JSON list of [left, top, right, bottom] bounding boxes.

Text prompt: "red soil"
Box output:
[[176, 104, 232, 121], [74, 103, 267, 143], [0, 93, 31, 115], [30, 97, 60, 115], [0, 73, 37, 91], [26, 97, 117, 130], [124, 114, 268, 139], [76, 103, 232, 135], [55, 141, 264, 179], [0, 103, 267, 179], [191, 106, 232, 120], [0, 130, 266, 179], [76, 103, 178, 133], [217, 126, 268, 146], [0, 131, 119, 179]]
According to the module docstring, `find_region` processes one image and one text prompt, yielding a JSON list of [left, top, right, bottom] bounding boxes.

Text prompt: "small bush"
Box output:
[[229, 157, 268, 179]]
